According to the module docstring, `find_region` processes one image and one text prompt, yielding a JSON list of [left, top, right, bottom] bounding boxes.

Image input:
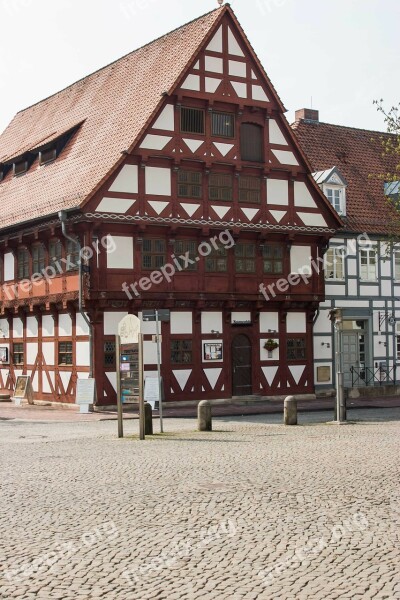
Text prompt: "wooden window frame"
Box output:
[[360, 248, 377, 281], [205, 246, 228, 273], [13, 160, 29, 177], [12, 342, 24, 365], [209, 173, 233, 202], [170, 339, 193, 365], [287, 337, 306, 361], [240, 123, 264, 163], [239, 176, 261, 204], [104, 340, 116, 368], [49, 240, 63, 272], [325, 248, 345, 280], [142, 239, 166, 270], [174, 240, 198, 271], [180, 107, 205, 135], [39, 148, 57, 166], [235, 243, 256, 273], [17, 247, 30, 280], [66, 239, 80, 272], [58, 341, 73, 366], [262, 245, 284, 275], [211, 112, 235, 138], [177, 170, 202, 199], [32, 243, 46, 276]]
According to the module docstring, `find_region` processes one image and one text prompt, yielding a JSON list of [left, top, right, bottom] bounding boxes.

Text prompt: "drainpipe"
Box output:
[[58, 211, 94, 379]]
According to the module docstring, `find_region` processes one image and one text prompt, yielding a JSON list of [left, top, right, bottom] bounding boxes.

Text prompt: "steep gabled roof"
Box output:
[[292, 118, 399, 235], [0, 6, 228, 231]]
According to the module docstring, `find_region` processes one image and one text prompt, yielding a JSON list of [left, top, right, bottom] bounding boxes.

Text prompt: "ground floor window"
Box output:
[[287, 338, 306, 360], [12, 343, 24, 365], [58, 342, 73, 366], [171, 340, 192, 364], [104, 341, 116, 367]]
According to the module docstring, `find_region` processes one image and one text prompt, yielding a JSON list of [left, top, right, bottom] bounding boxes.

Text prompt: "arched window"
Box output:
[[240, 123, 264, 163]]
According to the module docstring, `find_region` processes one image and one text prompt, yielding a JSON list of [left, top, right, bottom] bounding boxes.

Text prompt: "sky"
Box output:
[[0, 0, 399, 135]]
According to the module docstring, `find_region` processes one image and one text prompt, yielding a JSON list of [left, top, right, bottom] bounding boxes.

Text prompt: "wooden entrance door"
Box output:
[[232, 334, 252, 396]]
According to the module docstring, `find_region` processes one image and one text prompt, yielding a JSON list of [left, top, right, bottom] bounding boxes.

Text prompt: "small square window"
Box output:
[[181, 107, 205, 134], [14, 160, 28, 176], [59, 342, 73, 366], [40, 148, 57, 165], [12, 343, 24, 365], [171, 340, 192, 364], [212, 112, 235, 138]]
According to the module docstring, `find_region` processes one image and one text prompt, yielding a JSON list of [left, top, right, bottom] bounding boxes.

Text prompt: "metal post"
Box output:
[[155, 310, 163, 433], [335, 315, 346, 423], [138, 333, 145, 440], [116, 335, 123, 438]]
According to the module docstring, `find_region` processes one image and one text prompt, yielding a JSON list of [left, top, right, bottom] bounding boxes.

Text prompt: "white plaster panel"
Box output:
[[272, 150, 299, 166], [0, 319, 9, 337], [106, 372, 117, 393], [260, 340, 279, 361], [173, 369, 192, 390], [201, 312, 223, 334], [205, 56, 223, 73], [59, 371, 72, 393], [148, 201, 170, 215], [290, 246, 311, 275], [269, 119, 287, 145], [4, 252, 14, 281], [347, 279, 358, 297], [229, 60, 246, 77], [205, 78, 222, 93], [170, 312, 193, 335], [13, 318, 23, 338], [32, 372, 39, 392], [109, 165, 138, 193], [373, 301, 386, 308], [231, 312, 251, 324], [228, 27, 244, 56], [140, 135, 172, 150], [294, 182, 318, 208], [183, 139, 204, 153], [206, 25, 223, 52], [145, 167, 171, 196], [77, 372, 90, 380], [270, 210, 287, 223], [26, 316, 38, 338], [96, 198, 135, 214], [380, 259, 391, 277], [267, 179, 288, 205], [313, 311, 332, 334], [76, 342, 90, 367], [76, 314, 90, 336], [262, 366, 279, 385], [152, 104, 175, 131], [287, 312, 306, 334], [26, 343, 38, 365], [42, 316, 54, 337], [104, 312, 128, 335], [374, 336, 386, 358], [347, 258, 357, 276], [231, 81, 247, 98], [337, 300, 370, 308], [143, 341, 159, 365], [42, 373, 52, 394], [297, 212, 327, 227], [42, 342, 55, 366], [204, 368, 222, 389], [313, 338, 332, 360], [380, 280, 392, 297], [252, 85, 269, 102], [326, 285, 348, 296], [259, 312, 279, 334], [138, 313, 157, 335], [181, 74, 200, 91], [359, 285, 379, 297], [58, 314, 72, 337], [289, 365, 306, 385], [106, 236, 134, 269]]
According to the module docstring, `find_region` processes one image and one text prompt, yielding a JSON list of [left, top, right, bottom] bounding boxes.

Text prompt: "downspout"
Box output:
[[58, 211, 94, 379]]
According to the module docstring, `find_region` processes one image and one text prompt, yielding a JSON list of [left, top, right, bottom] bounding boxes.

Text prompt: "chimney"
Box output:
[[295, 108, 319, 123]]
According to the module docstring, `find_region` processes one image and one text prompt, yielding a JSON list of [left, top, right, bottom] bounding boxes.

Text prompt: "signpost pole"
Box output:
[[155, 309, 164, 433], [116, 334, 123, 438], [138, 333, 145, 440]]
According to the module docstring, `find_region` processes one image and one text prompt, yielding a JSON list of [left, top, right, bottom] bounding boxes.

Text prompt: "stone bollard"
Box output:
[[144, 402, 153, 435], [198, 400, 212, 431], [284, 395, 297, 426]]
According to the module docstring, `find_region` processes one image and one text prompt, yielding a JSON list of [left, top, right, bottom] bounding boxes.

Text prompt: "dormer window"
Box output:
[[313, 166, 347, 216], [39, 148, 57, 166], [13, 160, 29, 177]]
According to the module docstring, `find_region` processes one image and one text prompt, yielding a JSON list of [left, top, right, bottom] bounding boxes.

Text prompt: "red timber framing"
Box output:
[[0, 6, 342, 405]]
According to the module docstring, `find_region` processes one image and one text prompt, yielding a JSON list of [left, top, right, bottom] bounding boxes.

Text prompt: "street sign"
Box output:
[[142, 309, 170, 322]]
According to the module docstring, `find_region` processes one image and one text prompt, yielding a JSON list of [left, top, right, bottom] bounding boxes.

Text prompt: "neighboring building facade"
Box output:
[[293, 109, 400, 392], [0, 7, 341, 406]]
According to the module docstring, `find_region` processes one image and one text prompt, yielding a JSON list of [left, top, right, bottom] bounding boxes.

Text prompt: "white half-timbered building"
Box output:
[[293, 109, 400, 393], [0, 6, 341, 407]]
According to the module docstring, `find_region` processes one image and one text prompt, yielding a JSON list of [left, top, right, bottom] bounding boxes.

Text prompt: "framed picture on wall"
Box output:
[[0, 347, 8, 364], [203, 342, 223, 361]]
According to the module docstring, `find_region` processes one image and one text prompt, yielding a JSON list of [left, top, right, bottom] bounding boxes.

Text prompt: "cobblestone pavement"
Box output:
[[1, 409, 399, 600]]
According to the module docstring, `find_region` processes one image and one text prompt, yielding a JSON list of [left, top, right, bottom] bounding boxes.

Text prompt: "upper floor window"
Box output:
[[235, 244, 256, 273], [326, 187, 345, 215], [240, 123, 263, 162], [17, 248, 29, 279], [49, 240, 62, 270], [181, 107, 205, 135], [66, 239, 80, 272], [325, 248, 345, 280], [39, 148, 57, 166], [211, 112, 235, 138], [32, 244, 46, 275], [263, 245, 284, 274], [178, 171, 202, 199], [360, 248, 377, 281], [12, 343, 24, 365], [59, 341, 73, 366], [174, 241, 197, 271], [394, 249, 400, 281], [14, 160, 29, 177], [205, 246, 228, 273], [209, 173, 233, 202], [239, 176, 261, 204], [142, 239, 166, 270]]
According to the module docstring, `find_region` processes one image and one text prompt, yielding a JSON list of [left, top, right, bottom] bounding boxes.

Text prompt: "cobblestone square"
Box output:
[[1, 408, 399, 599]]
